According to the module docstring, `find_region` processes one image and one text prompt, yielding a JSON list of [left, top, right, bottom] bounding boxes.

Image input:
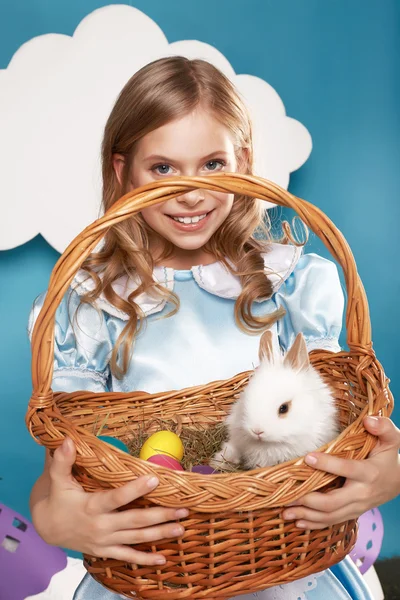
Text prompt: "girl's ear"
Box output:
[[236, 147, 250, 173], [112, 153, 126, 186]]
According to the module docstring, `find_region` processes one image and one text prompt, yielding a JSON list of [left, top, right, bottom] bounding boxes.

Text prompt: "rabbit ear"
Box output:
[[283, 333, 310, 371], [258, 329, 276, 363]]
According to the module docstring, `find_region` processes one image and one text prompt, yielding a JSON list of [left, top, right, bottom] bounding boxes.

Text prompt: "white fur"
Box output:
[[212, 344, 339, 470]]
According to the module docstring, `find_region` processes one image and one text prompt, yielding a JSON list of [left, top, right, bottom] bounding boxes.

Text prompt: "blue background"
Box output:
[[0, 0, 399, 558]]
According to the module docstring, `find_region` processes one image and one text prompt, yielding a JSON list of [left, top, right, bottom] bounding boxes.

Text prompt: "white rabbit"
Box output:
[[212, 330, 340, 470]]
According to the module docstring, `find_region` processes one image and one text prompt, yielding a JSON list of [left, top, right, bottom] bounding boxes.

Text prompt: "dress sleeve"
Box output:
[[274, 253, 344, 353], [28, 288, 112, 392]]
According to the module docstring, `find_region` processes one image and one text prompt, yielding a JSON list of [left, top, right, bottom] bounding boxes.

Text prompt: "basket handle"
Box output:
[[30, 173, 371, 408]]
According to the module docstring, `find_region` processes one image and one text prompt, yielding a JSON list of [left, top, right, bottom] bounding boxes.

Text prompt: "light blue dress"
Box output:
[[29, 244, 374, 600]]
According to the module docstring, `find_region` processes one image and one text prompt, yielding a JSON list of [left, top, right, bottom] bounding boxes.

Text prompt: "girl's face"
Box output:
[[113, 107, 239, 268]]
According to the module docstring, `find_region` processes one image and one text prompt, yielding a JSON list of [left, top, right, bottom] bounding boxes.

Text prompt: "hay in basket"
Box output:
[[27, 173, 393, 600]]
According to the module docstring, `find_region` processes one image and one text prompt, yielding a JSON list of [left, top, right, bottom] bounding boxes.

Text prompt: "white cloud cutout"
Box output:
[[0, 4, 312, 253]]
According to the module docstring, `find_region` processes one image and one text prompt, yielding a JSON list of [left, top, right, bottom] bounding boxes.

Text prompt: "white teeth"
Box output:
[[172, 213, 208, 224]]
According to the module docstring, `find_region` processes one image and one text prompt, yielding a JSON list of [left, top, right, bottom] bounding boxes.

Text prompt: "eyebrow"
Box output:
[[143, 151, 231, 163]]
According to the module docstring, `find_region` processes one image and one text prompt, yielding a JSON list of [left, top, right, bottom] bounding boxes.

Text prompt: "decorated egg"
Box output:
[[147, 454, 184, 470], [98, 435, 129, 453], [139, 431, 184, 461], [191, 464, 218, 475]]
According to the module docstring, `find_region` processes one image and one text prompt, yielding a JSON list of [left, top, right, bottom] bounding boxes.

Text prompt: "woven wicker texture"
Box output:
[[27, 174, 393, 599]]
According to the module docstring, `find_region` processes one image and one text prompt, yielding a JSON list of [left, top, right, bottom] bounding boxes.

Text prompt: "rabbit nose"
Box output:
[[251, 428, 264, 437]]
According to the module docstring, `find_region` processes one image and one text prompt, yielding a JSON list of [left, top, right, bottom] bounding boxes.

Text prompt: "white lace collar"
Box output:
[[71, 242, 302, 321]]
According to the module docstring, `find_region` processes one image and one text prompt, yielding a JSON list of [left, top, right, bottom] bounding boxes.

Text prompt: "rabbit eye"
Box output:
[[278, 401, 292, 416]]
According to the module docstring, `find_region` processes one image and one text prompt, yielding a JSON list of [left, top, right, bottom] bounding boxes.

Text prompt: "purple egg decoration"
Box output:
[[191, 464, 219, 475], [0, 503, 67, 600], [147, 454, 184, 470], [349, 507, 384, 574]]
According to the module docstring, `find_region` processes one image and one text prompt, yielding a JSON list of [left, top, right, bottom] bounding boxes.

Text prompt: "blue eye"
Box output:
[[153, 164, 172, 175], [205, 160, 225, 171]]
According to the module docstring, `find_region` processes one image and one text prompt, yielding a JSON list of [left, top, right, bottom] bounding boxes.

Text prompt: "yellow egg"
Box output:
[[140, 431, 184, 461]]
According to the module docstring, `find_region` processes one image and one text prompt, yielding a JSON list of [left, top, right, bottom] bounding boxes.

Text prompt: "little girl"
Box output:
[[28, 57, 400, 600]]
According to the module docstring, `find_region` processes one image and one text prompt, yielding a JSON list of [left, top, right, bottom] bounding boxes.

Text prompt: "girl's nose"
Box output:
[[176, 189, 205, 207]]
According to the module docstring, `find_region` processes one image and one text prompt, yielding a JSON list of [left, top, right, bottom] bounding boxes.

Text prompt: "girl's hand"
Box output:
[[31, 438, 188, 565], [282, 416, 400, 529]]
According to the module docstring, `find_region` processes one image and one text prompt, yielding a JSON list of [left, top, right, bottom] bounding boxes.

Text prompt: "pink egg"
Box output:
[[147, 454, 184, 470]]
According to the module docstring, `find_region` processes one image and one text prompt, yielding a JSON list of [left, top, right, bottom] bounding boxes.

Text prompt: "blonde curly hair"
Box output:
[[81, 56, 288, 377]]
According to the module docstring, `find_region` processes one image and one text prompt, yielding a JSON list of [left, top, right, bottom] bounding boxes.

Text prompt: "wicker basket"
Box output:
[[27, 173, 393, 599]]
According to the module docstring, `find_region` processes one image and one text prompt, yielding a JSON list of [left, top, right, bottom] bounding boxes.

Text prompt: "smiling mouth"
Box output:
[[167, 211, 212, 224]]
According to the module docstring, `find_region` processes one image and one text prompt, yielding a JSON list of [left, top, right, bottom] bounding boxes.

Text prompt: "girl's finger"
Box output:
[[112, 506, 189, 531], [48, 438, 78, 487], [285, 487, 354, 513], [89, 476, 161, 514], [107, 522, 185, 546], [304, 453, 377, 483], [100, 545, 167, 566], [295, 519, 338, 531], [283, 504, 361, 530], [364, 416, 400, 455]]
